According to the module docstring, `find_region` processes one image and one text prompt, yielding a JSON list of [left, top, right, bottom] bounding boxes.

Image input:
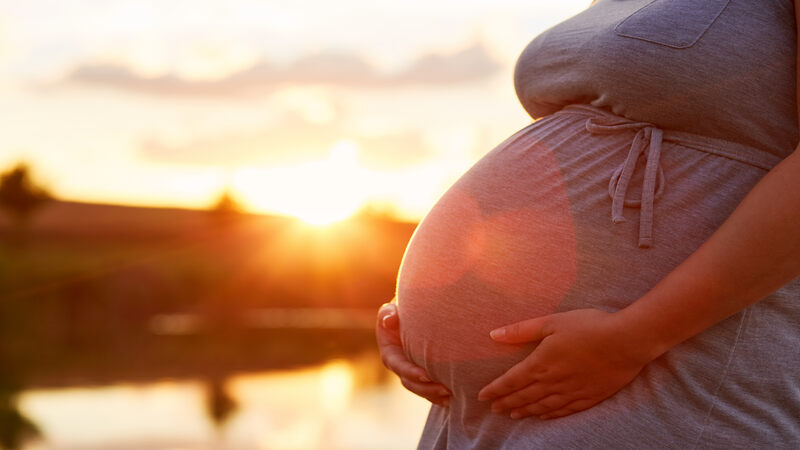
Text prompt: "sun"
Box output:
[[287, 195, 359, 226], [233, 140, 368, 226]]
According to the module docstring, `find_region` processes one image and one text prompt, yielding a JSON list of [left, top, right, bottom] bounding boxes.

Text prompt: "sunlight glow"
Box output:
[[319, 359, 355, 415], [273, 87, 337, 124], [18, 382, 210, 445], [233, 140, 368, 225]]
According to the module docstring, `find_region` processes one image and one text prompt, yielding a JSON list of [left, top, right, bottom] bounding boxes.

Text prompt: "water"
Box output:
[[16, 355, 430, 449]]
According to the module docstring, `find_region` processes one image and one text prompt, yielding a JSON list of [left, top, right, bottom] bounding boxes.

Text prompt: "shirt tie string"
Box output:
[[585, 117, 665, 249]]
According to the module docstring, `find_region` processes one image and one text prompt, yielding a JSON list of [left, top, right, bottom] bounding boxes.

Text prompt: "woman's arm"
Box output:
[[622, 0, 800, 356], [609, 150, 800, 358], [477, 2, 800, 420]]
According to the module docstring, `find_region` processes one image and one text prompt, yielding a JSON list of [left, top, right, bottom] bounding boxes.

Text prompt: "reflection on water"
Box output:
[[17, 355, 430, 449], [206, 377, 237, 428]]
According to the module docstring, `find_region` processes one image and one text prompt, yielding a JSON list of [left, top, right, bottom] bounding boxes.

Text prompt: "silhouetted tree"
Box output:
[[0, 164, 51, 243], [0, 164, 50, 226], [354, 200, 399, 222], [209, 189, 241, 225]]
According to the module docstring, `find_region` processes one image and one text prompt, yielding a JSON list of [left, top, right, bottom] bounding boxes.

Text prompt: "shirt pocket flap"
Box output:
[[614, 0, 730, 49]]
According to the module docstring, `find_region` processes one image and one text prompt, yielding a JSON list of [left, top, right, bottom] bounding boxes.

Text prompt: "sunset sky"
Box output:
[[1, 0, 587, 223]]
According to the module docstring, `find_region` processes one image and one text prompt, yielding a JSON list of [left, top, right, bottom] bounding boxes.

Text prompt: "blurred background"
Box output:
[[0, 1, 586, 448]]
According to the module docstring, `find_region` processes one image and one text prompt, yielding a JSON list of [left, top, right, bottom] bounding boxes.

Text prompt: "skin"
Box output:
[[376, 301, 451, 407], [378, 1, 800, 421]]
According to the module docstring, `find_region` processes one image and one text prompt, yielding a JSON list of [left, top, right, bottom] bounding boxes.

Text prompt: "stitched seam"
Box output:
[[687, 0, 731, 47], [614, 0, 661, 37], [614, 0, 731, 50], [690, 308, 749, 449]]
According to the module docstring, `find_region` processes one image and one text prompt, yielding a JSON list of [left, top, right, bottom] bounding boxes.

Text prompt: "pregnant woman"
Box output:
[[376, 0, 800, 448]]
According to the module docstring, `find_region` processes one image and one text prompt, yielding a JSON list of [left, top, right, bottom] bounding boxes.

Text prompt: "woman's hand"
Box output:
[[477, 308, 658, 420], [376, 301, 451, 406]]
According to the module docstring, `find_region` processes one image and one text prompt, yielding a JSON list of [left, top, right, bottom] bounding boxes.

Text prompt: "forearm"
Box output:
[[618, 147, 800, 360]]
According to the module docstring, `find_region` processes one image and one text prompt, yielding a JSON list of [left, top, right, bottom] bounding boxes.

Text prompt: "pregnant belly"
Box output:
[[396, 128, 578, 395]]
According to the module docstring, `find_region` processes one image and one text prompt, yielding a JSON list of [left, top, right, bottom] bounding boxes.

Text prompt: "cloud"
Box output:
[[58, 42, 503, 96], [397, 43, 503, 84], [138, 112, 434, 170]]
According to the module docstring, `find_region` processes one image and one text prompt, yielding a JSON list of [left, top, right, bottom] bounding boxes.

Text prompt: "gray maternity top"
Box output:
[[396, 0, 800, 448]]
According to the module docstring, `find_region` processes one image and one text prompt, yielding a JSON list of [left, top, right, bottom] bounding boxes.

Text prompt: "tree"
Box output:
[[0, 164, 51, 227], [209, 188, 241, 225], [354, 200, 399, 222]]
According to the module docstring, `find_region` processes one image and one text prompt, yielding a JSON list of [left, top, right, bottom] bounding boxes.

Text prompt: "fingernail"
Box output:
[[438, 389, 450, 397], [510, 411, 522, 419], [490, 328, 505, 339], [441, 398, 450, 408], [419, 375, 431, 383], [381, 314, 394, 328]]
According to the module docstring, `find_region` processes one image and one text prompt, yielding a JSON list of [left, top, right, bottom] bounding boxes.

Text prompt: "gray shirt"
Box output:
[[399, 1, 800, 448], [514, 0, 797, 158]]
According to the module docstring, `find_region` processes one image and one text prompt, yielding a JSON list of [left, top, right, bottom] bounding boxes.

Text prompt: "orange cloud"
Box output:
[[55, 42, 503, 96]]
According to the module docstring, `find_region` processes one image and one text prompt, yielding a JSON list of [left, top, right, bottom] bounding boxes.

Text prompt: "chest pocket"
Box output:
[[614, 0, 731, 49]]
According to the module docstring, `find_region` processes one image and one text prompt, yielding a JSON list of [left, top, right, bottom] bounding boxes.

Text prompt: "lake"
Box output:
[[16, 354, 430, 449]]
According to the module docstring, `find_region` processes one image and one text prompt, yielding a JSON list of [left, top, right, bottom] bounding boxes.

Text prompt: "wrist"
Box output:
[[611, 303, 676, 363], [614, 259, 737, 362]]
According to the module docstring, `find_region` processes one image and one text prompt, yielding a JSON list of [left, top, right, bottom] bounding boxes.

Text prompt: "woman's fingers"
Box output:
[[490, 379, 566, 413], [477, 355, 543, 401], [400, 378, 452, 406], [375, 300, 451, 404], [377, 302, 399, 329], [539, 398, 596, 420], [378, 337, 451, 402], [489, 314, 556, 344], [379, 342, 431, 383], [508, 393, 572, 419], [375, 318, 431, 382], [375, 311, 402, 347], [480, 308, 653, 420]]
